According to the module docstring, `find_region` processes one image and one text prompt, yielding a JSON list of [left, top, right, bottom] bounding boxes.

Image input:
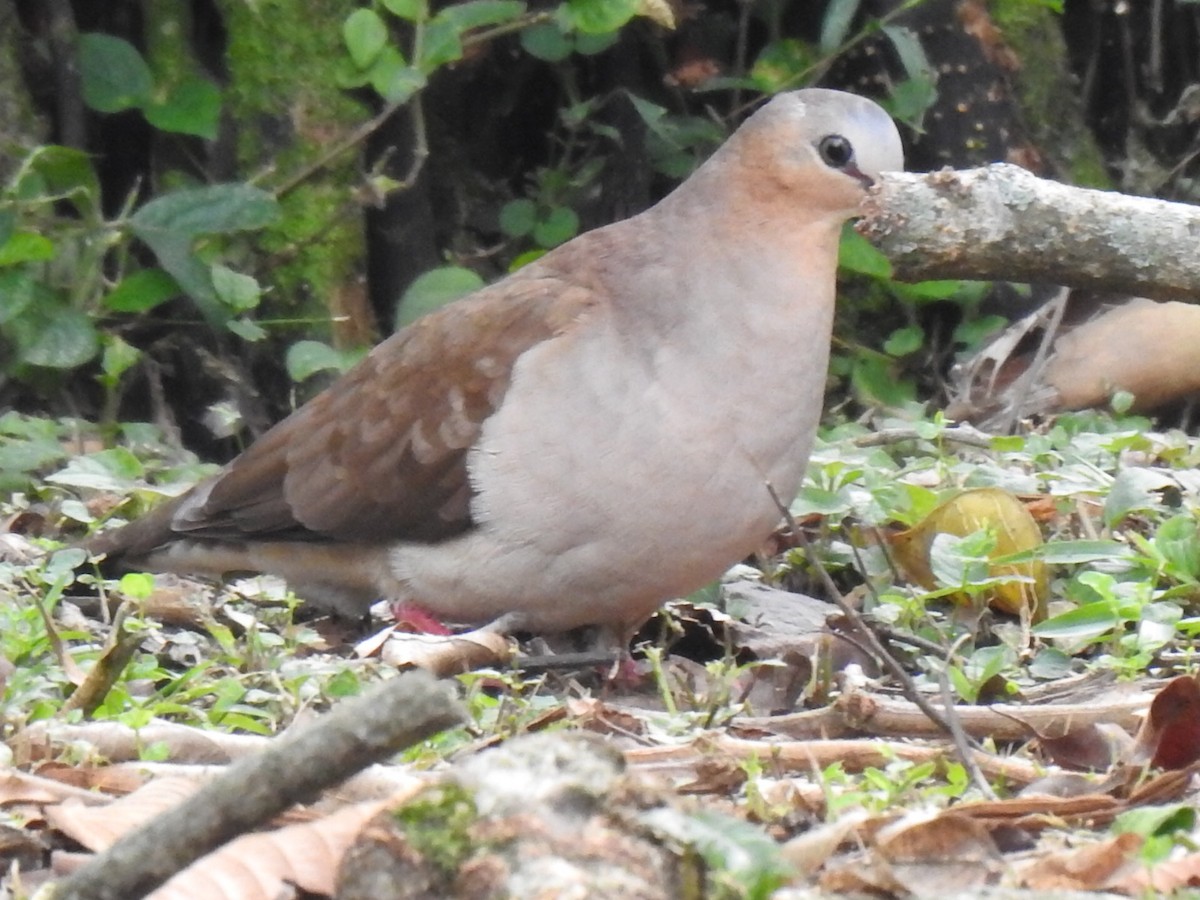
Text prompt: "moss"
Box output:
[[216, 0, 372, 340], [992, 1, 1110, 187], [394, 782, 480, 877]]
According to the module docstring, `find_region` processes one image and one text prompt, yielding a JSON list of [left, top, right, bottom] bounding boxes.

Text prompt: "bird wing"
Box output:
[[171, 270, 597, 544]]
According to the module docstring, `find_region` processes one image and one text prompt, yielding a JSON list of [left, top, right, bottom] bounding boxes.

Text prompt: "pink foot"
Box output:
[[389, 601, 453, 635]]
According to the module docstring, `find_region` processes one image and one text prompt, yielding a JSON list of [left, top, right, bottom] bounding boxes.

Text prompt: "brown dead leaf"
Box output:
[[1035, 722, 1133, 771], [46, 777, 204, 852], [1129, 674, 1200, 769], [148, 799, 393, 900], [566, 697, 648, 738], [1019, 832, 1143, 891], [377, 627, 513, 674], [1118, 846, 1200, 894], [780, 809, 870, 879], [874, 811, 1003, 893]]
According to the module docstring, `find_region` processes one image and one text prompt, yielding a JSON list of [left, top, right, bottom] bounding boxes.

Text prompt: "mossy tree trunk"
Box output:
[[216, 0, 377, 348]]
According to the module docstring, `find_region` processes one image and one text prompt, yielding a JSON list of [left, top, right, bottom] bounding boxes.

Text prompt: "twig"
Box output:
[[764, 483, 963, 743], [55, 669, 465, 900], [850, 424, 995, 450]]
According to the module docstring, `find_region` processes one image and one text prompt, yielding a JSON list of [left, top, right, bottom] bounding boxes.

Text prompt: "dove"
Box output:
[[88, 88, 904, 635]]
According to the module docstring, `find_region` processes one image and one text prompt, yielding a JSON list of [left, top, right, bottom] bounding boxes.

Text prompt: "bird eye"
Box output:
[[817, 134, 854, 169]]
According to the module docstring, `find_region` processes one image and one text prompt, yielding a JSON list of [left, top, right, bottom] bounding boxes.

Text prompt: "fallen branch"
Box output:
[[54, 669, 465, 900], [861, 165, 1200, 301]]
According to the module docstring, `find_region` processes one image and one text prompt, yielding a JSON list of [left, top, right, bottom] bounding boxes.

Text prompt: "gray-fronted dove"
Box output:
[[88, 88, 904, 635]]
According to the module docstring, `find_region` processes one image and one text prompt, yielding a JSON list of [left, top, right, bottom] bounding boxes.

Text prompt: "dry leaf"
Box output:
[[889, 487, 1048, 620], [1129, 674, 1200, 769], [1020, 832, 1143, 891]]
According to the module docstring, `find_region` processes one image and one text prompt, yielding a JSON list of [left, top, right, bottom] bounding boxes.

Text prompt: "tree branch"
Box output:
[[860, 164, 1200, 301]]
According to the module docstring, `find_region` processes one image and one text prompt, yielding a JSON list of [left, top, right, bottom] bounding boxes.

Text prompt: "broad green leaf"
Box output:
[[12, 305, 100, 368], [819, 0, 862, 53], [565, 0, 639, 34], [419, 19, 465, 71], [104, 269, 181, 313], [130, 230, 224, 323], [751, 39, 814, 94], [0, 270, 37, 323], [100, 334, 142, 383], [838, 227, 891, 279], [78, 33, 154, 113], [533, 205, 578, 248], [369, 52, 426, 103], [211, 264, 261, 311], [226, 318, 267, 341], [436, 0, 526, 32], [1103, 467, 1175, 527], [344, 8, 389, 69], [286, 340, 362, 382], [574, 30, 618, 54], [520, 22, 573, 61], [0, 232, 55, 266], [883, 325, 924, 358], [893, 280, 972, 303], [130, 183, 280, 237], [1155, 514, 1200, 582], [882, 24, 934, 82], [381, 0, 428, 21], [29, 146, 101, 216], [396, 266, 485, 328], [1033, 600, 1123, 640], [143, 76, 222, 139], [499, 198, 537, 237]]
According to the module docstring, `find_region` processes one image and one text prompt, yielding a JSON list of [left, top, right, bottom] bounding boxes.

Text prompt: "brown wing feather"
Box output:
[[164, 269, 596, 545]]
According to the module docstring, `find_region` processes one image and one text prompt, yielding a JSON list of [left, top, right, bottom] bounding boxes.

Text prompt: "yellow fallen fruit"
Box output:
[[889, 487, 1048, 622]]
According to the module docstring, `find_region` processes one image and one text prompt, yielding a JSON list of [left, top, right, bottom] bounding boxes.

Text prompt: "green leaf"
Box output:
[[499, 198, 537, 237], [436, 0, 526, 32], [381, 0, 428, 21], [369, 51, 427, 103], [838, 227, 891, 279], [396, 266, 485, 328], [565, 0, 639, 34], [132, 230, 224, 323], [286, 340, 361, 382], [1026, 539, 1135, 565], [130, 183, 280, 237], [1155, 514, 1200, 582], [78, 33, 154, 113], [533, 205, 578, 248], [0, 232, 56, 266], [104, 269, 181, 313], [211, 264, 261, 311], [226, 317, 267, 341], [1103, 467, 1175, 527], [0, 209, 13, 247], [99, 334, 142, 384], [143, 76, 222, 139], [575, 30, 618, 54], [1033, 600, 1123, 641], [819, 0, 862, 53], [883, 325, 924, 358], [0, 270, 37, 324], [520, 22, 573, 61], [29, 146, 101, 216], [344, 8, 389, 69], [750, 39, 815, 94], [128, 185, 278, 323], [419, 19, 465, 71], [12, 305, 101, 369], [882, 24, 935, 82]]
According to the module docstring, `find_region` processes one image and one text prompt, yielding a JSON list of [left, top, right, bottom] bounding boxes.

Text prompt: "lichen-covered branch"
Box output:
[[860, 165, 1200, 301]]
